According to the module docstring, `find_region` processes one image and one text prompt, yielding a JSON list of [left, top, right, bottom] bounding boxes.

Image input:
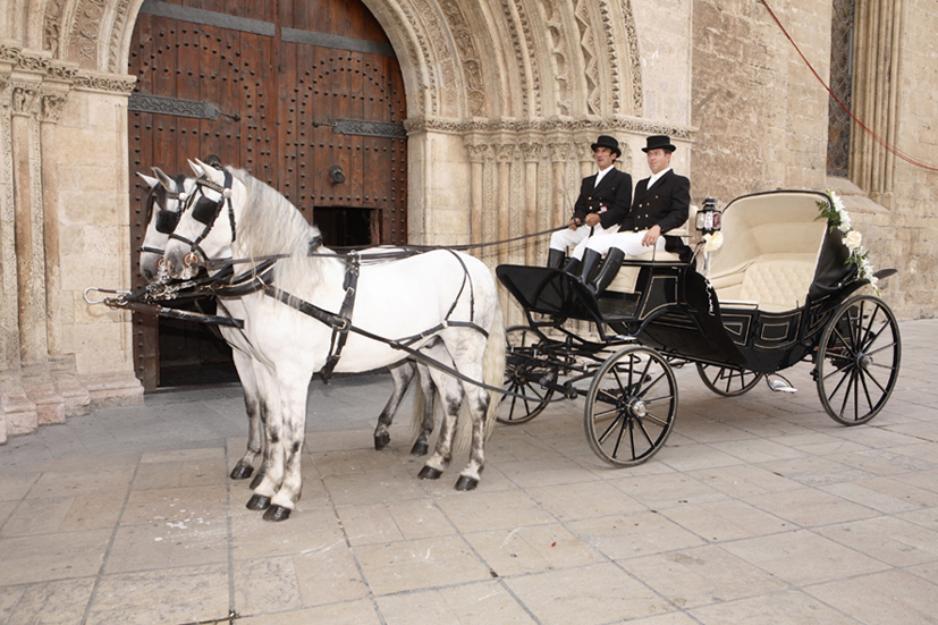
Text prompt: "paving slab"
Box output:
[[0, 320, 933, 625]]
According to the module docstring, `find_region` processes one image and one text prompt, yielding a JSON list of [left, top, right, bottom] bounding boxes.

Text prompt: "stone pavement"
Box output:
[[0, 319, 937, 625]]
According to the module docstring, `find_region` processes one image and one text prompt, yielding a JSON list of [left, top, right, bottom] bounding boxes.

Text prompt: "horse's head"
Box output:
[[161, 158, 244, 280], [137, 168, 195, 282]]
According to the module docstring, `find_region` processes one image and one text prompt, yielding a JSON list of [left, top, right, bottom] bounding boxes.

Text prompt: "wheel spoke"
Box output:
[[628, 418, 637, 461], [593, 407, 619, 419], [860, 304, 879, 348], [597, 389, 620, 404], [858, 367, 875, 412], [638, 371, 667, 398], [866, 341, 897, 357], [611, 412, 629, 459], [611, 368, 629, 397], [823, 360, 854, 381], [598, 412, 623, 444], [637, 418, 655, 447], [827, 367, 853, 401], [644, 412, 669, 428], [861, 367, 888, 394], [860, 320, 891, 352], [643, 394, 674, 405], [724, 368, 733, 394], [832, 327, 854, 355], [838, 369, 856, 419], [523, 381, 545, 400]]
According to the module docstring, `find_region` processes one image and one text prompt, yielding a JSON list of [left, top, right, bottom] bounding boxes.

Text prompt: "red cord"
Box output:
[[760, 0, 938, 173]]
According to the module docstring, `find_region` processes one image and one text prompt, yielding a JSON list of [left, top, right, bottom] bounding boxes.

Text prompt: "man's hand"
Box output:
[[585, 213, 601, 227], [568, 218, 580, 230], [642, 225, 662, 247]]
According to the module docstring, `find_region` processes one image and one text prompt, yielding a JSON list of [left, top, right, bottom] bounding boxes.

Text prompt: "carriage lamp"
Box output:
[[695, 197, 722, 234]]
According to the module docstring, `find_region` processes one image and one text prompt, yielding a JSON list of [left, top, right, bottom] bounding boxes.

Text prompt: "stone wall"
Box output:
[[691, 0, 938, 319]]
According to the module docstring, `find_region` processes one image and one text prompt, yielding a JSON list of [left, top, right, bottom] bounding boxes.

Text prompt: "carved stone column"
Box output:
[[0, 63, 39, 438], [521, 140, 541, 265], [496, 144, 513, 264], [40, 76, 90, 417], [466, 141, 488, 248], [549, 142, 570, 233], [10, 72, 66, 426]]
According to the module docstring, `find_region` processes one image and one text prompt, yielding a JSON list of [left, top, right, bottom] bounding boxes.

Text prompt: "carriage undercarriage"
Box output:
[[495, 190, 902, 468]]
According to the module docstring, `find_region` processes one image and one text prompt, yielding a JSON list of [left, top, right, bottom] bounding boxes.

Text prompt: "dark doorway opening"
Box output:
[[158, 299, 239, 387], [315, 207, 378, 247]]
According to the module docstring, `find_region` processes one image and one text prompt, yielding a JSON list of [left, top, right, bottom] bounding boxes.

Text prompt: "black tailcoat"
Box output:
[[623, 169, 690, 251], [572, 168, 633, 230]]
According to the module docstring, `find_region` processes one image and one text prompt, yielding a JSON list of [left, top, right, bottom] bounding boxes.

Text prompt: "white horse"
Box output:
[[137, 169, 440, 486], [161, 161, 505, 521]]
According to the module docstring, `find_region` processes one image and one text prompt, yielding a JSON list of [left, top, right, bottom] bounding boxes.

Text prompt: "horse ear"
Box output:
[[151, 166, 176, 191], [187, 158, 205, 177], [137, 172, 159, 188], [193, 158, 223, 184]]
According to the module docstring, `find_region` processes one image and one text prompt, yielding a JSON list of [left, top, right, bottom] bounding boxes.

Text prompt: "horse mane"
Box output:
[[227, 167, 321, 259]]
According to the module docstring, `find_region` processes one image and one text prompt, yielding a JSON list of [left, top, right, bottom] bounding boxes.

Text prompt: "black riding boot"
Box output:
[[588, 248, 625, 295], [547, 248, 565, 269], [562, 257, 581, 275], [578, 249, 603, 286]]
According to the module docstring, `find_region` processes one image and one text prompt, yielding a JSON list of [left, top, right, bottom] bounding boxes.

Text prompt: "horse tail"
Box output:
[[481, 299, 506, 441]]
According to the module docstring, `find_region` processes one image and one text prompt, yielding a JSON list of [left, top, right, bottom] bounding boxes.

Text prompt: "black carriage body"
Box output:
[[497, 190, 866, 375]]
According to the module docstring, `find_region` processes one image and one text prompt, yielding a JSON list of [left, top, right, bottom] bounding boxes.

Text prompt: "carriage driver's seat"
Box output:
[[605, 204, 697, 294]]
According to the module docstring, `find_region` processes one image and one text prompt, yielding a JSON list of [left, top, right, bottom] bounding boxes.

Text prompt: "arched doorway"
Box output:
[[126, 0, 407, 389]]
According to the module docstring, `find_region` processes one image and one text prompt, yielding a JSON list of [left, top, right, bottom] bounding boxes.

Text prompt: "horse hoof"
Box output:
[[262, 505, 292, 522], [454, 475, 479, 491], [418, 466, 443, 480], [229, 462, 254, 480], [246, 494, 271, 510], [374, 431, 391, 451], [410, 440, 429, 456], [249, 473, 265, 490]]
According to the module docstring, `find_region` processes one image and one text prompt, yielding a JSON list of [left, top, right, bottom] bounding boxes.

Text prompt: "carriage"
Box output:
[[494, 189, 901, 466]]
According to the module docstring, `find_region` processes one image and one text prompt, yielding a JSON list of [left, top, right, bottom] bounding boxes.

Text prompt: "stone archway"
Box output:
[[2, 0, 698, 436]]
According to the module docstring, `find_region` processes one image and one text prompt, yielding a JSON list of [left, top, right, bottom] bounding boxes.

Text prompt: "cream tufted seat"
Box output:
[[709, 253, 817, 313], [705, 192, 828, 313]]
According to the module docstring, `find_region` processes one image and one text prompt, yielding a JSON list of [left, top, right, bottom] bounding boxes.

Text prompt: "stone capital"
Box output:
[[9, 78, 41, 117]]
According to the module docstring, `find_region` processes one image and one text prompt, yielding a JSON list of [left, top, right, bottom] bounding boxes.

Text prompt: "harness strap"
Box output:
[[320, 253, 360, 382]]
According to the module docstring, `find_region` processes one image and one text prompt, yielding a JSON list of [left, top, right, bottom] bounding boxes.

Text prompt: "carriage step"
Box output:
[[766, 374, 797, 393]]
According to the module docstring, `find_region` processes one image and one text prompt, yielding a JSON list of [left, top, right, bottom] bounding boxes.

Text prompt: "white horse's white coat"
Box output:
[[137, 170, 439, 484], [161, 163, 505, 517]]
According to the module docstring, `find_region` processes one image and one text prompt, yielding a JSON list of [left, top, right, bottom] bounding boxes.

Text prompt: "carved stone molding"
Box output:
[[405, 115, 695, 139], [621, 0, 643, 114], [73, 71, 136, 95], [107, 0, 134, 72], [44, 0, 69, 55], [574, 0, 601, 116], [68, 0, 108, 68], [438, 1, 485, 117]]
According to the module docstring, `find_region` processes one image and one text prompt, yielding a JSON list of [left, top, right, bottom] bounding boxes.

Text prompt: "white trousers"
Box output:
[[585, 229, 666, 257], [549, 223, 621, 260]]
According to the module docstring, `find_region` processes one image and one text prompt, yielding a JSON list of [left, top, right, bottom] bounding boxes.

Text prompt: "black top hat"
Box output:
[[591, 135, 621, 157], [642, 135, 676, 153]]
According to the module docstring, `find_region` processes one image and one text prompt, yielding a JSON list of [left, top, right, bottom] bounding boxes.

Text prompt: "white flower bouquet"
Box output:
[[817, 190, 879, 291]]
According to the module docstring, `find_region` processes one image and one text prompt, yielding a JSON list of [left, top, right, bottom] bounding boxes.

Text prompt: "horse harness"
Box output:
[[160, 171, 489, 382]]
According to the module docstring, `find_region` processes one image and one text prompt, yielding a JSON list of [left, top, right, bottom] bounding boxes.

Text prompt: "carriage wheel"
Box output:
[[817, 295, 901, 426], [495, 326, 555, 425], [584, 345, 678, 466], [696, 363, 764, 397]]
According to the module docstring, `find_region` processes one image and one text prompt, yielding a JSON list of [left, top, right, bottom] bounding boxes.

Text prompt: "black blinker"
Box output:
[[192, 196, 220, 225], [155, 210, 181, 234]]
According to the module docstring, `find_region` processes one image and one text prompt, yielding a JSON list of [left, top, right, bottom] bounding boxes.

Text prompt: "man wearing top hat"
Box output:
[[546, 135, 632, 271], [575, 134, 690, 294]]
